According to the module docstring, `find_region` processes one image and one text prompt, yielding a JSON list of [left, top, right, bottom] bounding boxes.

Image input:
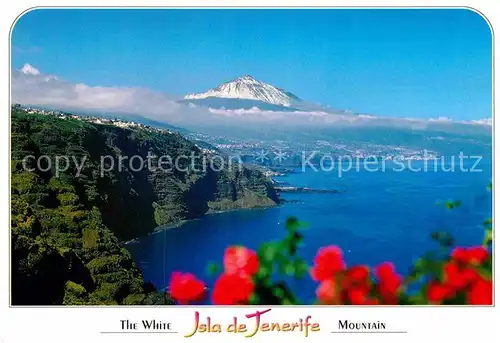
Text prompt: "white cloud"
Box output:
[[12, 66, 183, 116], [11, 64, 492, 134], [20, 63, 40, 76], [357, 114, 377, 119], [428, 116, 453, 123], [461, 118, 492, 126], [427, 116, 492, 126], [208, 106, 330, 118]]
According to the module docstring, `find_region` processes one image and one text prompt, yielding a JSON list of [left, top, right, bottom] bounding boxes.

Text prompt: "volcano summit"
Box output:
[[184, 75, 300, 107]]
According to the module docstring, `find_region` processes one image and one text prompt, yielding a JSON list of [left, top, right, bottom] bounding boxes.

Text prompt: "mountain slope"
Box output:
[[184, 75, 300, 107], [10, 107, 279, 305]]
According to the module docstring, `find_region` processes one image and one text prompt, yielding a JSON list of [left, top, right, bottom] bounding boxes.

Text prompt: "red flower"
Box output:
[[347, 287, 378, 305], [346, 265, 370, 284], [343, 265, 371, 292], [451, 246, 489, 265], [223, 246, 260, 277], [168, 272, 206, 304], [466, 247, 489, 265], [467, 277, 492, 305], [310, 245, 346, 282], [375, 262, 402, 304], [451, 247, 468, 263], [443, 261, 478, 290], [212, 273, 254, 305], [316, 279, 339, 304], [363, 298, 380, 305], [427, 281, 454, 304], [375, 262, 396, 279]]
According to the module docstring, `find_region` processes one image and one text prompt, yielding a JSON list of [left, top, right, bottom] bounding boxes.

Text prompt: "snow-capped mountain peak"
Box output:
[[20, 63, 41, 76], [237, 74, 257, 81], [184, 75, 300, 107]]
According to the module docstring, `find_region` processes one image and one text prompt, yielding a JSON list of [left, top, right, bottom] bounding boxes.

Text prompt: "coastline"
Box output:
[[120, 174, 346, 245], [121, 202, 282, 245], [121, 174, 343, 245], [121, 169, 341, 245]]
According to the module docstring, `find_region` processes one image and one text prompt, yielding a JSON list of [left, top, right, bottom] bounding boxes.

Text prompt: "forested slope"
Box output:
[[10, 107, 279, 305]]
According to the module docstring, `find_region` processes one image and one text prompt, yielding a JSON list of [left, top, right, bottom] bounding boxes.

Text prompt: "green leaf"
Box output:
[[285, 217, 300, 232], [272, 287, 285, 299], [410, 252, 444, 280], [298, 221, 309, 230], [430, 231, 455, 248], [283, 263, 295, 276], [285, 217, 309, 232], [206, 261, 221, 276], [258, 242, 280, 264], [483, 227, 492, 247], [292, 231, 304, 244], [294, 260, 309, 278], [477, 266, 492, 280], [407, 293, 426, 305], [248, 293, 260, 305], [483, 218, 492, 227], [256, 265, 272, 280], [444, 200, 461, 210]]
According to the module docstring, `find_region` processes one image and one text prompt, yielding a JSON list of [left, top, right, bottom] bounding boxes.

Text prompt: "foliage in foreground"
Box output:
[[169, 213, 493, 305]]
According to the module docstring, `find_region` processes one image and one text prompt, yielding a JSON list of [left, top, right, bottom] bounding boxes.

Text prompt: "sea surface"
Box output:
[[125, 159, 492, 303]]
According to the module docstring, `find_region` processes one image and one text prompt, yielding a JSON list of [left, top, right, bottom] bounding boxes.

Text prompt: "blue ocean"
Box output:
[[125, 159, 492, 303]]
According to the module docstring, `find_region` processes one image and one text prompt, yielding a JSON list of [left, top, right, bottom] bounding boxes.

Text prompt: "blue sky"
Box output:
[[12, 9, 492, 120]]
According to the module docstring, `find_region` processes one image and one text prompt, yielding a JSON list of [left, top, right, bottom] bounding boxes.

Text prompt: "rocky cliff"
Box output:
[[10, 107, 279, 305]]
